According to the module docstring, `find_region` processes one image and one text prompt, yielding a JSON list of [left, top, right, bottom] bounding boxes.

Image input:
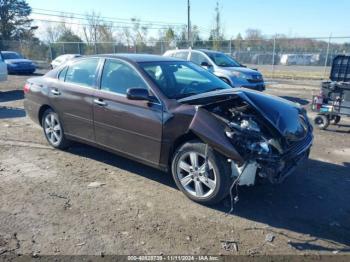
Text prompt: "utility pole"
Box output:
[[187, 0, 192, 47]]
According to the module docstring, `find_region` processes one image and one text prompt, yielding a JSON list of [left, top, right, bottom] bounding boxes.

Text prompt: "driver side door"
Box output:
[[93, 59, 163, 166]]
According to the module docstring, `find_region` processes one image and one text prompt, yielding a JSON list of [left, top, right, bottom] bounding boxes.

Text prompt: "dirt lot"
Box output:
[[0, 72, 349, 257]]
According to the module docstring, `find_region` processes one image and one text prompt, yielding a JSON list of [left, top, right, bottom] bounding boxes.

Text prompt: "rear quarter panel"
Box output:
[[24, 77, 52, 125]]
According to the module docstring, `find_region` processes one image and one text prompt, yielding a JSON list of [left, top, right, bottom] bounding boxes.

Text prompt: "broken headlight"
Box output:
[[225, 117, 273, 157]]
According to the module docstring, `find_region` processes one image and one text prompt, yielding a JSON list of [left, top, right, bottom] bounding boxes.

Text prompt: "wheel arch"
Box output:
[[38, 104, 53, 126], [168, 131, 203, 166]]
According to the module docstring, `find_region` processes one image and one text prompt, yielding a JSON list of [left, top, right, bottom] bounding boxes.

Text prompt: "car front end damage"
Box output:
[[182, 89, 313, 186]]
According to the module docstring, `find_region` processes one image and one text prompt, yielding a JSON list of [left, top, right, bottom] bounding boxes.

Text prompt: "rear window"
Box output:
[[173, 51, 189, 60], [65, 58, 99, 88]]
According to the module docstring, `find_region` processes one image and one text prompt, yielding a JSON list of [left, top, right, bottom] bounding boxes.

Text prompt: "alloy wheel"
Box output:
[[44, 113, 62, 146], [176, 151, 217, 198]]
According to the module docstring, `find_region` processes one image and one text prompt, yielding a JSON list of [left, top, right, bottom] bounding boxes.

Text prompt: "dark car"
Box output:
[[24, 54, 313, 204], [2, 51, 36, 74]]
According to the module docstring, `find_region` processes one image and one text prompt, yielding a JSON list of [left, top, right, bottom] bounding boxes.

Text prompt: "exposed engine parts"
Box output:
[[202, 97, 312, 187]]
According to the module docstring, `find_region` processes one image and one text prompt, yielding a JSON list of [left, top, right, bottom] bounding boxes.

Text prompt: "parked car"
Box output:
[[164, 49, 265, 91], [280, 54, 316, 66], [24, 54, 313, 204], [0, 52, 8, 81], [51, 54, 82, 69], [2, 51, 36, 74], [251, 53, 280, 65]]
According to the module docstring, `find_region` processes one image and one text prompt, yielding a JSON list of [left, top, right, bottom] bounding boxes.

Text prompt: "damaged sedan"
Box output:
[[24, 54, 313, 205]]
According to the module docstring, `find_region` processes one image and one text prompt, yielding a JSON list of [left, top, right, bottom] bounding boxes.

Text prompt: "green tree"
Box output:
[[165, 28, 175, 43], [0, 0, 33, 40], [57, 29, 82, 43]]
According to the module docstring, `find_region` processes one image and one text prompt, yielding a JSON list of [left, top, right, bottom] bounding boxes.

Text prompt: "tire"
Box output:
[[330, 115, 341, 125], [171, 140, 232, 205], [314, 115, 329, 130], [41, 108, 70, 149]]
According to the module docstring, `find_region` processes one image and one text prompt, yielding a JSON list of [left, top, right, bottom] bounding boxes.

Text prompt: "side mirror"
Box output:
[[126, 88, 150, 101], [201, 61, 213, 69]]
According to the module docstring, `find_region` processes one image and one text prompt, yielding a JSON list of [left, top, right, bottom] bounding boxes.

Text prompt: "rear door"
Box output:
[[93, 58, 163, 165], [49, 58, 101, 142]]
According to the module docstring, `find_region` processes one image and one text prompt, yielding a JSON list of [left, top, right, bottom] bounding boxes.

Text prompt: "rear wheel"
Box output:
[[314, 115, 329, 130], [171, 141, 232, 205], [330, 115, 341, 125], [42, 108, 70, 149]]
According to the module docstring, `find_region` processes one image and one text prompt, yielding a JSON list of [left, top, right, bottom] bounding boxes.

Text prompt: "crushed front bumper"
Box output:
[[257, 133, 313, 183]]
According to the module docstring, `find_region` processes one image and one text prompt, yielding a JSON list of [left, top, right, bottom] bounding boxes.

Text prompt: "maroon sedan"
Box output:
[[24, 54, 313, 204]]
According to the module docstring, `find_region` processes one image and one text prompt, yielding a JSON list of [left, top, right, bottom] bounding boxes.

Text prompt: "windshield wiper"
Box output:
[[175, 88, 226, 100], [174, 92, 198, 99]]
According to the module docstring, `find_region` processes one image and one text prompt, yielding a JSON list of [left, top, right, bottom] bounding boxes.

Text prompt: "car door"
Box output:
[[93, 58, 163, 166], [49, 58, 101, 142]]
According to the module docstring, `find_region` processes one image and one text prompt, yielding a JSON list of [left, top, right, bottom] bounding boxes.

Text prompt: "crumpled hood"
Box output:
[[5, 59, 33, 64], [179, 88, 309, 141]]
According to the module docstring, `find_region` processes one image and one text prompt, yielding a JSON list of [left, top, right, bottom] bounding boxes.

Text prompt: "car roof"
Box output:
[[197, 49, 223, 54], [2, 51, 19, 54], [55, 54, 81, 59], [98, 53, 180, 63], [167, 49, 224, 55]]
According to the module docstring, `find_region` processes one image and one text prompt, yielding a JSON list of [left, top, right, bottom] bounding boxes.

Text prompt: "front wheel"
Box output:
[[314, 115, 329, 130], [42, 108, 70, 149], [171, 141, 232, 205]]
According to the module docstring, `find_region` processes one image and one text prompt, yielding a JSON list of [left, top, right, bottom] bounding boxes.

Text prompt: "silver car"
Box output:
[[164, 49, 265, 91], [51, 54, 82, 69]]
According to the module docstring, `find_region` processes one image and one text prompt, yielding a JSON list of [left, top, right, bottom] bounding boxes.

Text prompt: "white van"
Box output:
[[0, 52, 8, 81], [280, 54, 312, 66]]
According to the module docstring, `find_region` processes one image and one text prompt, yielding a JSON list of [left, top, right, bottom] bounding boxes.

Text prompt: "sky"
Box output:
[[27, 0, 350, 39]]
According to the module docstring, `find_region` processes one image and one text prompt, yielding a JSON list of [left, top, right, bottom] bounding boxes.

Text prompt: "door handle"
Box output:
[[94, 98, 107, 107], [51, 89, 61, 96]]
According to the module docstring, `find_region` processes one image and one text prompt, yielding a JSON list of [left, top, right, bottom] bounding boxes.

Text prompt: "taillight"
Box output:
[[23, 83, 30, 94]]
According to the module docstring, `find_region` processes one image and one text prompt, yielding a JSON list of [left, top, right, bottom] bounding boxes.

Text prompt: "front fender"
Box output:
[[188, 107, 244, 164]]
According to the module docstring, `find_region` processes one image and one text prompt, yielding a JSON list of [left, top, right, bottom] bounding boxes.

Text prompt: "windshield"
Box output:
[[205, 52, 241, 67], [2, 52, 23, 60], [139, 61, 231, 99]]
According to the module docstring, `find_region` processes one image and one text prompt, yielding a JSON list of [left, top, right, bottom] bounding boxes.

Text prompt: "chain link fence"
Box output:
[[1, 37, 350, 79]]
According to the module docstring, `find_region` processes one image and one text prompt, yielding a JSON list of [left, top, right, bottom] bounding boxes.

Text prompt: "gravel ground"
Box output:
[[0, 72, 349, 257]]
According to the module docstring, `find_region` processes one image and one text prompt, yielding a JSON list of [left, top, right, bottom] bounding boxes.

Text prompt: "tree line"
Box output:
[[1, 0, 349, 61]]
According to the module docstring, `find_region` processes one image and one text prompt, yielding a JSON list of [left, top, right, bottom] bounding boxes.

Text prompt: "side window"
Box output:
[[0, 52, 3, 62], [190, 52, 209, 65], [101, 59, 148, 95], [173, 51, 189, 60], [58, 67, 68, 81], [65, 58, 99, 87]]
